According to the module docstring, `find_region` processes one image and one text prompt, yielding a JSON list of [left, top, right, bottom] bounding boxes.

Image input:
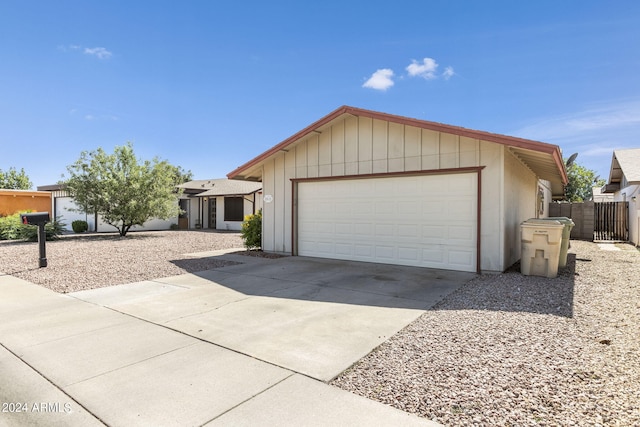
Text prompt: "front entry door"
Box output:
[[209, 198, 217, 229]]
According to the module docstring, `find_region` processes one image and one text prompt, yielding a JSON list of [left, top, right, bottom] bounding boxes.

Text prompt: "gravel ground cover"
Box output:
[[2, 232, 638, 424], [0, 230, 244, 293], [332, 240, 640, 426]]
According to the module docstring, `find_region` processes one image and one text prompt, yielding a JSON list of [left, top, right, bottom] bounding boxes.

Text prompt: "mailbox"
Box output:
[[21, 212, 50, 225], [19, 212, 50, 268]]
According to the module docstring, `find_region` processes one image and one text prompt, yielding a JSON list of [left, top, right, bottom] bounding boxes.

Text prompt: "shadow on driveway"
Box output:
[[172, 252, 578, 317], [171, 254, 477, 310]]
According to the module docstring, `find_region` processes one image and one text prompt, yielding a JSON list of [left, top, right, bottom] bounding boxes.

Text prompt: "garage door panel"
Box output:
[[335, 222, 352, 234], [398, 224, 419, 238], [335, 243, 353, 256], [375, 245, 395, 259], [297, 173, 477, 272], [448, 250, 474, 267], [374, 202, 393, 215], [398, 247, 419, 262], [448, 199, 476, 215], [299, 241, 334, 256], [449, 225, 475, 241], [398, 200, 420, 213], [422, 248, 446, 264], [354, 245, 373, 257], [335, 202, 352, 215], [422, 225, 446, 239], [375, 224, 395, 237], [422, 199, 445, 211]]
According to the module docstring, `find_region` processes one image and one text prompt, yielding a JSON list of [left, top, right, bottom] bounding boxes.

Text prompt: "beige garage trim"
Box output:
[[292, 168, 483, 273]]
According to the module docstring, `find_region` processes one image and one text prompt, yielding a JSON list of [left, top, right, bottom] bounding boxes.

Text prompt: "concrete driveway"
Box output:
[[0, 252, 474, 426]]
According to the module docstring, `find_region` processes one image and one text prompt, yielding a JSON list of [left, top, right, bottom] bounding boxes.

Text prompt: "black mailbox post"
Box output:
[[20, 212, 50, 268]]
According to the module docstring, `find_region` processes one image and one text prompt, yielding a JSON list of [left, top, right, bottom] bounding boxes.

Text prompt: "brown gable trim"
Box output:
[[228, 106, 351, 179], [228, 105, 567, 185]]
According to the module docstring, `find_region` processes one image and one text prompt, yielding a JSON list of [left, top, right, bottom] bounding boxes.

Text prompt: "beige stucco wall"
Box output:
[[261, 115, 539, 271], [613, 184, 640, 245], [502, 150, 539, 269]]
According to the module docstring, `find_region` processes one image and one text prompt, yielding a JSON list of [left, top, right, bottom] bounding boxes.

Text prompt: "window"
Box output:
[[224, 197, 244, 221]]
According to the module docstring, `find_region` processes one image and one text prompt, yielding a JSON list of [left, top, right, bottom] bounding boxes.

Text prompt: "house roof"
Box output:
[[177, 178, 261, 197], [606, 148, 640, 190], [227, 105, 568, 195], [37, 184, 65, 191]]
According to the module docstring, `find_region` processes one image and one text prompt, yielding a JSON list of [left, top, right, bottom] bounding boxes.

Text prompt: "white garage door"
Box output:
[[297, 173, 477, 272]]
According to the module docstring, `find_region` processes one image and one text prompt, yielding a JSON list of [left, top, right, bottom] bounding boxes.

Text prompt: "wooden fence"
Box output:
[[549, 201, 629, 242], [594, 202, 629, 241]]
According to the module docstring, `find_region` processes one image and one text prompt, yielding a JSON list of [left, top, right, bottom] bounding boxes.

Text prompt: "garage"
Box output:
[[228, 105, 568, 272], [295, 172, 478, 272]]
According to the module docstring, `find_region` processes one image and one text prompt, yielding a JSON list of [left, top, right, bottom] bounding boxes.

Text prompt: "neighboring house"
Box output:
[[0, 189, 52, 217], [228, 105, 568, 273], [592, 186, 614, 202], [39, 179, 262, 233], [37, 184, 178, 232], [601, 148, 640, 245], [176, 179, 262, 231]]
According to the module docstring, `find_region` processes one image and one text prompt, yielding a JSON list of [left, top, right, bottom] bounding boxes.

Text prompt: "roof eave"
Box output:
[[197, 189, 261, 197]]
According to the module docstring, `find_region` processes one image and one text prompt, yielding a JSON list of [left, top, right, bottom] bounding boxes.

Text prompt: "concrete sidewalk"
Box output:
[[0, 255, 468, 426]]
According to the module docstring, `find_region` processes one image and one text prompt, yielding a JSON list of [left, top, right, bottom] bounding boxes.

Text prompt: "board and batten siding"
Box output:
[[261, 115, 515, 271]]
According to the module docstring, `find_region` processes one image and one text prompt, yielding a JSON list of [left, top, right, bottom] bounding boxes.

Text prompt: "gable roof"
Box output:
[[178, 178, 261, 197], [227, 105, 568, 194], [606, 149, 640, 191]]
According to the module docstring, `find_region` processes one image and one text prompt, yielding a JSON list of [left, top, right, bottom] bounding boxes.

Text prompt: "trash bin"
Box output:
[[521, 219, 565, 278], [545, 217, 574, 268]]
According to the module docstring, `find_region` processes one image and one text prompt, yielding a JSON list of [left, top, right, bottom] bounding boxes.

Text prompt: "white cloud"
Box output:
[[57, 44, 81, 53], [511, 99, 640, 179], [406, 58, 438, 79], [513, 100, 640, 143], [83, 47, 112, 59], [58, 44, 113, 59], [363, 69, 395, 91], [363, 57, 455, 91], [83, 113, 118, 121], [442, 66, 455, 80]]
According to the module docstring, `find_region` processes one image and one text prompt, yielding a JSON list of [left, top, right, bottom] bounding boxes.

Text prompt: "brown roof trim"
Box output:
[[227, 106, 351, 179], [37, 184, 66, 191], [227, 105, 568, 184]]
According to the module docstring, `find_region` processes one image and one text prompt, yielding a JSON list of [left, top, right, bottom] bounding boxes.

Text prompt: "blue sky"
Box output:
[[1, 1, 639, 187]]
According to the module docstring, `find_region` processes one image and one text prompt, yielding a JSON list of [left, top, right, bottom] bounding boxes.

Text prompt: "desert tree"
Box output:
[[0, 167, 32, 190], [564, 155, 606, 202], [64, 143, 185, 236]]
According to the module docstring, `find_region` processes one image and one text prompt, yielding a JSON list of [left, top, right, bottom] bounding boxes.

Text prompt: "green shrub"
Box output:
[[19, 217, 65, 241], [0, 213, 24, 240], [0, 212, 65, 241], [72, 220, 89, 233], [241, 209, 262, 250]]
